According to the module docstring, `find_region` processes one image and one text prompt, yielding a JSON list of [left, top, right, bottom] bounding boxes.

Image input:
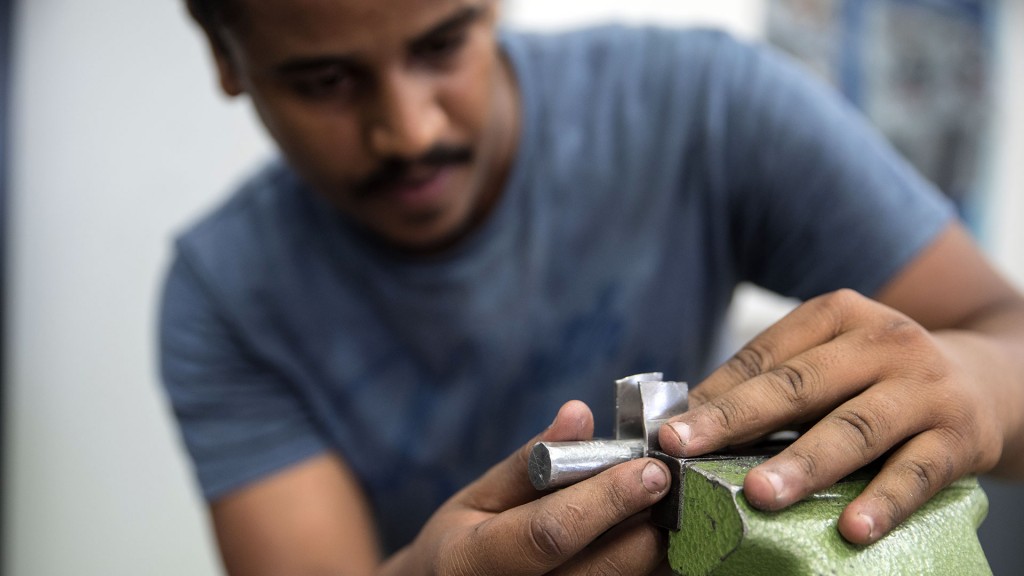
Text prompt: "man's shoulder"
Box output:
[[505, 23, 731, 50], [503, 23, 749, 126], [171, 158, 313, 285], [498, 24, 751, 193], [504, 24, 737, 72], [177, 158, 299, 252]]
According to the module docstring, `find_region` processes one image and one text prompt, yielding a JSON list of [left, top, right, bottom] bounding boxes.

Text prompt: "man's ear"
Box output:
[[211, 44, 244, 97], [186, 0, 245, 96]]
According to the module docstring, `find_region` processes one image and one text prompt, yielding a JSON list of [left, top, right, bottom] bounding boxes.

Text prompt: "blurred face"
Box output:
[[210, 0, 518, 253]]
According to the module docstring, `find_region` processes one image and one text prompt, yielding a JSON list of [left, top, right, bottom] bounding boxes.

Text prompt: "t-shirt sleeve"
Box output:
[[159, 250, 327, 501], [705, 34, 956, 300]]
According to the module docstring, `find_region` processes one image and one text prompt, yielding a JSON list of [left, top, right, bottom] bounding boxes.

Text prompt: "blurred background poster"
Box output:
[[767, 0, 993, 226]]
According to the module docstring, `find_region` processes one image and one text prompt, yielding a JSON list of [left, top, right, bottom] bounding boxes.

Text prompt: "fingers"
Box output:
[[740, 381, 922, 511], [652, 289, 997, 545], [547, 513, 667, 576], [688, 290, 861, 408], [457, 400, 595, 514], [445, 458, 671, 576], [659, 331, 882, 457], [741, 379, 981, 544], [838, 429, 969, 545], [659, 291, 871, 456], [658, 290, 941, 457]]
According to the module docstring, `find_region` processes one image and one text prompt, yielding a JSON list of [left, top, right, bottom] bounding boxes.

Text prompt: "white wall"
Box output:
[[3, 2, 1020, 575], [4, 1, 271, 574], [990, 0, 1024, 287]]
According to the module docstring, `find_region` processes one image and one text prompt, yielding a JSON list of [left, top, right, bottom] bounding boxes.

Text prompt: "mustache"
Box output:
[[353, 144, 474, 199]]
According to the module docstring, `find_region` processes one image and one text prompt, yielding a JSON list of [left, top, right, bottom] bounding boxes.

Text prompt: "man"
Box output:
[[163, 0, 1024, 573]]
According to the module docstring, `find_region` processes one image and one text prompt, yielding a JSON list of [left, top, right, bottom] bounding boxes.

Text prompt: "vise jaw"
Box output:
[[655, 455, 991, 575]]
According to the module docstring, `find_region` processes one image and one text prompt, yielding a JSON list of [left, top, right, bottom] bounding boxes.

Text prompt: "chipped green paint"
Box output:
[[667, 457, 991, 576]]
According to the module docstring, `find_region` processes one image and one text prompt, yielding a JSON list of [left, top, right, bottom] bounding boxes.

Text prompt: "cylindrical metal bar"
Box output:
[[529, 439, 646, 490]]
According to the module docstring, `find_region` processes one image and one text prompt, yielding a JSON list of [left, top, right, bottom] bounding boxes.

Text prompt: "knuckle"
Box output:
[[829, 408, 886, 452], [903, 359, 950, 389], [897, 456, 950, 497], [596, 473, 636, 518], [816, 289, 865, 329], [729, 345, 774, 380], [786, 446, 822, 478], [872, 486, 908, 529], [940, 401, 977, 441], [705, 396, 751, 431], [936, 423, 994, 470], [938, 415, 972, 447], [873, 316, 928, 349], [766, 363, 815, 408], [824, 288, 865, 308], [528, 507, 582, 561]]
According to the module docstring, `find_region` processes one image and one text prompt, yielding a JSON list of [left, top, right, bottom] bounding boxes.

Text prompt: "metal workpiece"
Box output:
[[614, 372, 664, 441], [529, 373, 689, 491], [528, 439, 645, 490]]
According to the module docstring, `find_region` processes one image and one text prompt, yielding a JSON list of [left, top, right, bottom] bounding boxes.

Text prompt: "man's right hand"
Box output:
[[211, 400, 672, 576], [381, 400, 673, 576]]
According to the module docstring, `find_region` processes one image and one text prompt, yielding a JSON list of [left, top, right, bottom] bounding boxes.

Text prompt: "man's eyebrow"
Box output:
[[411, 4, 485, 45], [274, 55, 360, 76]]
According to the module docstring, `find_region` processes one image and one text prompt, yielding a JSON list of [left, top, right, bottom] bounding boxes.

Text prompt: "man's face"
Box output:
[[213, 0, 517, 252]]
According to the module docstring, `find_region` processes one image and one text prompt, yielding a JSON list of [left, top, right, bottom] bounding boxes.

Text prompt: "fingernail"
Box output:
[[642, 462, 668, 493], [763, 470, 785, 502], [858, 513, 876, 542], [669, 422, 691, 447]]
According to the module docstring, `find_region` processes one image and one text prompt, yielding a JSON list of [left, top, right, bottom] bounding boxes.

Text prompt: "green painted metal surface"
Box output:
[[667, 457, 991, 576]]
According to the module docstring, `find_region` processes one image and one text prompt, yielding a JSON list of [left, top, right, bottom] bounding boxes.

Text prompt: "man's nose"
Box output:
[[368, 71, 446, 159]]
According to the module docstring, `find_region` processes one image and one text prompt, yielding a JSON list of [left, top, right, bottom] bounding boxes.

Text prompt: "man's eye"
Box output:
[[293, 68, 358, 99], [415, 33, 467, 61]]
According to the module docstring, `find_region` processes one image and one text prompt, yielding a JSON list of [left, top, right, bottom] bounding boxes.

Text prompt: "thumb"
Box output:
[[456, 400, 595, 512], [541, 400, 595, 444]]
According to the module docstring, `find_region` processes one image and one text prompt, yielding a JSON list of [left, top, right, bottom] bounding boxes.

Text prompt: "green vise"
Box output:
[[651, 454, 991, 576]]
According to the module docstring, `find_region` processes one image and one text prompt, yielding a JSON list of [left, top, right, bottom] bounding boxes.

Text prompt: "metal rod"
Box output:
[[529, 439, 646, 490]]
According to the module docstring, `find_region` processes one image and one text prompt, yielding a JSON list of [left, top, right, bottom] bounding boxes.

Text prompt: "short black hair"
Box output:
[[186, 0, 239, 50], [186, 0, 236, 33]]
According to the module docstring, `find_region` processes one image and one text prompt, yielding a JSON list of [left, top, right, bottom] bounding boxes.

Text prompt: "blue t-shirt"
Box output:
[[160, 26, 953, 552]]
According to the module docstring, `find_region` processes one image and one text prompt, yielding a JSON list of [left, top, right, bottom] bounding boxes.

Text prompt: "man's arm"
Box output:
[[162, 252, 673, 575], [210, 401, 674, 576], [211, 453, 381, 576], [660, 222, 1024, 545], [875, 221, 1024, 479]]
